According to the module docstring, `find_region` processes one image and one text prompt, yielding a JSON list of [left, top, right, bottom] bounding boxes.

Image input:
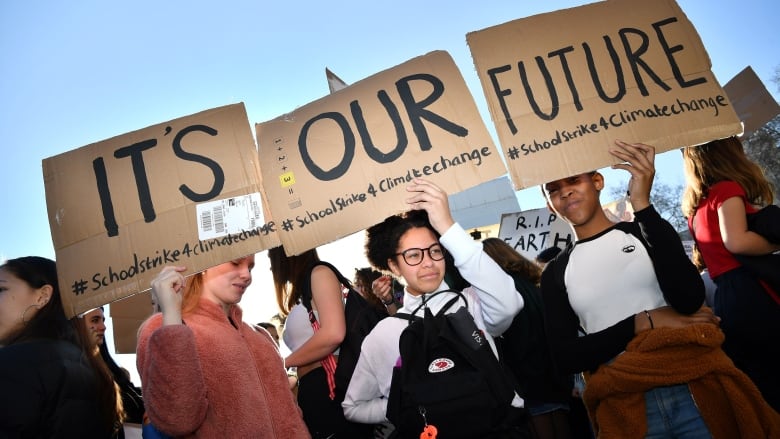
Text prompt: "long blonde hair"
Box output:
[[681, 136, 774, 218]]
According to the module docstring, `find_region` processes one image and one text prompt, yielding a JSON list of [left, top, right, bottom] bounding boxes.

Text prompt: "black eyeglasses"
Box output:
[[395, 243, 445, 266]]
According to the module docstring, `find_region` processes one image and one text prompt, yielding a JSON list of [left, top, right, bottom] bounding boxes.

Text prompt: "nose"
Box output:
[[420, 250, 435, 267], [96, 320, 106, 332], [240, 263, 252, 281]]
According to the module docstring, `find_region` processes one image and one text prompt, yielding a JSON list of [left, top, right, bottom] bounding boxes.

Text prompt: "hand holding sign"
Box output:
[[150, 265, 187, 326], [609, 141, 655, 212], [405, 178, 455, 235]]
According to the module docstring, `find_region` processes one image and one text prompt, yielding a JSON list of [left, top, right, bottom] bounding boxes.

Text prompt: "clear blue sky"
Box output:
[[2, 0, 778, 265], [2, 0, 778, 331]]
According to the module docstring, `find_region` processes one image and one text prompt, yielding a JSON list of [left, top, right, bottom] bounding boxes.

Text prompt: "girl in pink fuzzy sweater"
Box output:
[[137, 255, 310, 438]]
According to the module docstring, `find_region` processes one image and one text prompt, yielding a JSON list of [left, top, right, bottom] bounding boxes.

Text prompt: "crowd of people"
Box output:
[[2, 137, 779, 438]]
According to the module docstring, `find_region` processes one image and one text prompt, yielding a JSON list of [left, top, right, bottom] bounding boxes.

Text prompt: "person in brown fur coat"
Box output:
[[585, 323, 780, 438]]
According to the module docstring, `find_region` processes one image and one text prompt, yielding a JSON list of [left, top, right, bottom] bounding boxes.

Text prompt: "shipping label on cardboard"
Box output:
[[196, 192, 265, 240], [43, 103, 280, 318], [467, 0, 743, 190], [256, 50, 507, 255]]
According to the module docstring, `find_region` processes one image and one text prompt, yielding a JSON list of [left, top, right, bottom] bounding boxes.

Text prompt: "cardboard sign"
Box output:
[[497, 208, 574, 262], [256, 51, 507, 255], [449, 176, 519, 230], [724, 66, 780, 139], [467, 0, 743, 190], [321, 68, 519, 232], [109, 291, 154, 354], [43, 103, 279, 318]]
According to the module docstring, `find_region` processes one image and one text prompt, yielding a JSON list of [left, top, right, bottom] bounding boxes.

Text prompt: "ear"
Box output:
[[388, 258, 401, 277], [36, 284, 53, 306], [592, 172, 605, 191]]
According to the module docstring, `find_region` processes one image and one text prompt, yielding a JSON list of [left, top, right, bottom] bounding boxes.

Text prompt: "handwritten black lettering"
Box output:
[[396, 73, 468, 150], [511, 93, 730, 159], [486, 16, 709, 129], [299, 73, 469, 181], [299, 111, 355, 181], [173, 124, 225, 202], [352, 91, 407, 163], [93, 157, 119, 237], [83, 225, 273, 293]]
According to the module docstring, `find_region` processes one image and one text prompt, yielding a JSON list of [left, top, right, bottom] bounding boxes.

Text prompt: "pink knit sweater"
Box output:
[[137, 299, 310, 438]]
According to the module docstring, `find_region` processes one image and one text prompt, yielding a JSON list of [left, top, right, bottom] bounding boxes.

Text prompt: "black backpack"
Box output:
[[300, 261, 388, 403], [495, 273, 572, 405], [386, 289, 522, 439]]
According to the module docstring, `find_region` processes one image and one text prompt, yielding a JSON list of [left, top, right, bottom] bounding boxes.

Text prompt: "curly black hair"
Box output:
[[364, 209, 438, 271]]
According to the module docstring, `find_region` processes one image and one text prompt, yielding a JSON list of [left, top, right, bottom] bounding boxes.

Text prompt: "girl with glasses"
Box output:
[[342, 178, 525, 436]]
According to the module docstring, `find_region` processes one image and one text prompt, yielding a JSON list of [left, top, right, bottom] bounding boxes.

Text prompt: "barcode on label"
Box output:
[[201, 210, 213, 231], [213, 206, 225, 233]]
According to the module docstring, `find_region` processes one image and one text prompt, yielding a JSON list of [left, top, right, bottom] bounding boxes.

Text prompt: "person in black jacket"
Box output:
[[0, 256, 121, 438], [482, 237, 574, 438]]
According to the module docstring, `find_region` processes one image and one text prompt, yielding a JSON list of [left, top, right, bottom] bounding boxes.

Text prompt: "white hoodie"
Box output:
[[342, 222, 524, 424]]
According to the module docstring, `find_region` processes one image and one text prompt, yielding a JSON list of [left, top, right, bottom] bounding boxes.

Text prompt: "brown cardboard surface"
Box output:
[[467, 0, 742, 190], [109, 290, 154, 353], [43, 103, 280, 318], [723, 66, 780, 138], [256, 50, 507, 255]]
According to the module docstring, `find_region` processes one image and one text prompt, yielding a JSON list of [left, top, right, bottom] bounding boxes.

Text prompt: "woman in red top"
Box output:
[[682, 136, 780, 411]]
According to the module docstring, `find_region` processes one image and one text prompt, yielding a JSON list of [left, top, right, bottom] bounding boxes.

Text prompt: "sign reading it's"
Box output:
[[256, 50, 507, 255], [43, 103, 279, 318], [467, 0, 742, 189]]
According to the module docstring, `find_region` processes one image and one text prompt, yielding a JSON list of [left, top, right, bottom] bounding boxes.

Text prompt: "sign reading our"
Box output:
[[43, 103, 280, 318], [256, 50, 507, 255], [497, 208, 574, 262], [467, 0, 743, 190]]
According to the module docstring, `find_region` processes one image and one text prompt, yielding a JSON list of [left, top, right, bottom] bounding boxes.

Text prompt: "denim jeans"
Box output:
[[644, 384, 712, 438]]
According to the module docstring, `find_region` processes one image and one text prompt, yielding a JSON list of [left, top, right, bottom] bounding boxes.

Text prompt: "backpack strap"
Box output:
[[392, 288, 466, 325], [300, 260, 353, 312]]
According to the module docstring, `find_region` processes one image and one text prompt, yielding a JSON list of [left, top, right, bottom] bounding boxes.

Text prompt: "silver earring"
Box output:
[[21, 304, 41, 324]]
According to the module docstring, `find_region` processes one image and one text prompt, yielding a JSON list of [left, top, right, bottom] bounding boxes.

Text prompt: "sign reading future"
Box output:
[[467, 0, 742, 189]]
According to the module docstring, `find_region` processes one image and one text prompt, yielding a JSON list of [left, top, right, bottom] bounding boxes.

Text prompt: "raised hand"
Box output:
[[150, 265, 187, 325], [405, 178, 454, 235], [609, 140, 655, 212]]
